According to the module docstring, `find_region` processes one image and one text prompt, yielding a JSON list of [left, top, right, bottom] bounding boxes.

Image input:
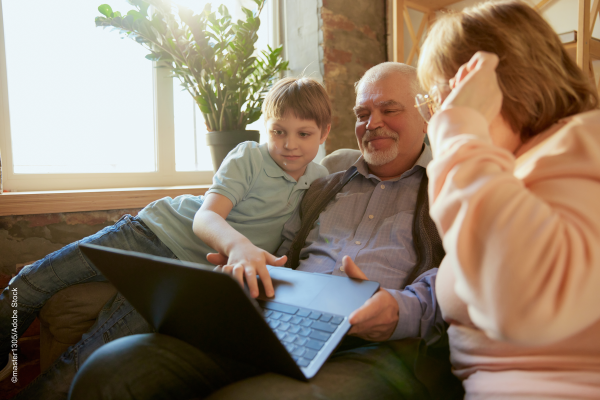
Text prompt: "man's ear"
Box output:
[[319, 124, 331, 144], [422, 119, 429, 145]]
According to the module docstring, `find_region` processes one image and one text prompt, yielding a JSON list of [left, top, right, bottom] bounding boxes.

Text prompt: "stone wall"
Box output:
[[0, 209, 141, 276], [320, 0, 388, 153]]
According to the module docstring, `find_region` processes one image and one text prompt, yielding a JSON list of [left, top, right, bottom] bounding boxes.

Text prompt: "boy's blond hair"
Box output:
[[262, 77, 332, 134]]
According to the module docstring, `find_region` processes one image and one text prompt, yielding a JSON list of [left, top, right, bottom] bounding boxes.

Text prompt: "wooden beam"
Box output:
[[405, 1, 432, 13], [591, 37, 600, 58], [565, 39, 600, 59], [578, 0, 591, 77], [407, 13, 430, 65], [534, 0, 554, 10], [392, 0, 404, 62], [591, 0, 600, 33], [404, 6, 419, 60]]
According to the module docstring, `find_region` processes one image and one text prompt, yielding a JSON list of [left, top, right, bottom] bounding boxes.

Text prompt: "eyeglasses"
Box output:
[[414, 84, 450, 123]]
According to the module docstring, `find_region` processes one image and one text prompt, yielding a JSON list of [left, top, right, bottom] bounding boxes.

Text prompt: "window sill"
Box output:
[[0, 185, 210, 216]]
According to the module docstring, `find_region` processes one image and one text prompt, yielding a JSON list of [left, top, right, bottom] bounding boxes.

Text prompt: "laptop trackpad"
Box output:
[[258, 266, 330, 308], [257, 266, 374, 316]]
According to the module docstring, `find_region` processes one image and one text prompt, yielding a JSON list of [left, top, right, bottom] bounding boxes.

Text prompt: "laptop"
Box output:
[[79, 244, 380, 381]]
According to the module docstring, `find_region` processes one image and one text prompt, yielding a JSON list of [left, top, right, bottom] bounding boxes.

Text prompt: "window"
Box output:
[[0, 0, 277, 191]]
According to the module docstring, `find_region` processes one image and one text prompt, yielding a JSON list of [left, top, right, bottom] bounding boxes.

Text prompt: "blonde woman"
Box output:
[[417, 1, 600, 399]]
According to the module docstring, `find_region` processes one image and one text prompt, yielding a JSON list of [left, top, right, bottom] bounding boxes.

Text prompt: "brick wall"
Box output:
[[320, 0, 388, 153], [0, 209, 141, 276]]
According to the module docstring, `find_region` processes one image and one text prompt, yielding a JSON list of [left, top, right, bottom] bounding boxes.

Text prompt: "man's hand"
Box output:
[[342, 256, 399, 341], [207, 245, 287, 299]]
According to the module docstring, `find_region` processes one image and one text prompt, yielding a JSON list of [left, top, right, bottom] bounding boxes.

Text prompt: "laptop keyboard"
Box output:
[[258, 301, 345, 369]]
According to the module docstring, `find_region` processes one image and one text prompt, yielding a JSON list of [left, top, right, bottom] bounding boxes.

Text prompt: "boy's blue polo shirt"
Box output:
[[138, 142, 328, 264]]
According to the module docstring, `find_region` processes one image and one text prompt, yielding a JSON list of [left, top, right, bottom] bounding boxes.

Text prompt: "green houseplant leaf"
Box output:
[[98, 4, 113, 17], [95, 0, 288, 131]]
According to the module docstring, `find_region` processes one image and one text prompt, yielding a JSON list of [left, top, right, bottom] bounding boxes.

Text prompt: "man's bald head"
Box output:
[[352, 62, 427, 179], [354, 62, 421, 99]]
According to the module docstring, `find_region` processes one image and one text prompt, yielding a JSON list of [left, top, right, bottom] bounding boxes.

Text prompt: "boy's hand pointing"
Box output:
[[208, 247, 287, 298]]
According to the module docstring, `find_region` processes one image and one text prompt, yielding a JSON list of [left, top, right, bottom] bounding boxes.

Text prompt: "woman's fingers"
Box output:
[[442, 51, 503, 124], [454, 64, 469, 86], [469, 51, 499, 71], [449, 77, 457, 89]]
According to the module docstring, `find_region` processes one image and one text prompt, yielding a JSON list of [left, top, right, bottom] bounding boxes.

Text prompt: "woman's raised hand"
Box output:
[[442, 51, 503, 125]]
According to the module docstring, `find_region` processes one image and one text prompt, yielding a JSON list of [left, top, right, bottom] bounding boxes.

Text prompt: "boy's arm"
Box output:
[[193, 193, 286, 298]]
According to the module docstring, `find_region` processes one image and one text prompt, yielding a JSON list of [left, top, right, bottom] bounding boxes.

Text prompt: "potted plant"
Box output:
[[95, 0, 288, 172]]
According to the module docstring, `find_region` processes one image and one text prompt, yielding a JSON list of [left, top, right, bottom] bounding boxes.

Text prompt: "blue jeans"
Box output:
[[0, 215, 177, 400]]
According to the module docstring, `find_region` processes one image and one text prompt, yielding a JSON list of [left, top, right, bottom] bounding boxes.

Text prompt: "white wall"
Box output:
[[281, 0, 323, 82], [279, 0, 327, 162], [404, 8, 426, 67]]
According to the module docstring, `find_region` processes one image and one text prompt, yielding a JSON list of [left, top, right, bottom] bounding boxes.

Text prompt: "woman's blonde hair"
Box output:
[[418, 0, 598, 140], [262, 77, 332, 134]]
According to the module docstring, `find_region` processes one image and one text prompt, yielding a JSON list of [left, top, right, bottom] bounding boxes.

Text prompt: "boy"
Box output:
[[142, 76, 331, 298], [193, 77, 330, 298], [0, 77, 331, 387]]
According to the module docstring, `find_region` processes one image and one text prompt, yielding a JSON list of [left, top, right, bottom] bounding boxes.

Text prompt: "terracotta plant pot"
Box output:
[[206, 130, 260, 172]]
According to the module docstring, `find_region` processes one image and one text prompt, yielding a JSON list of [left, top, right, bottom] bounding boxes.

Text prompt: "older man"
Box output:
[[68, 63, 461, 400]]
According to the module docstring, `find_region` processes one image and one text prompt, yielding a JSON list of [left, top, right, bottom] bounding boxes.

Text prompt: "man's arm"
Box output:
[[387, 269, 445, 345], [343, 257, 445, 345]]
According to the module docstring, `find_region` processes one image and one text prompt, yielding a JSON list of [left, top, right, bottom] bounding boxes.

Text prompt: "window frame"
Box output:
[[0, 0, 281, 192]]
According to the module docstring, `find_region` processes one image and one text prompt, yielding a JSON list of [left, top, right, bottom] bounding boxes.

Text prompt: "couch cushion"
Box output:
[[39, 282, 118, 343], [39, 282, 117, 370], [320, 149, 362, 174]]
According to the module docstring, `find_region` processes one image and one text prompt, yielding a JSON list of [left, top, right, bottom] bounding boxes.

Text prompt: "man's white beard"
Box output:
[[361, 127, 399, 167]]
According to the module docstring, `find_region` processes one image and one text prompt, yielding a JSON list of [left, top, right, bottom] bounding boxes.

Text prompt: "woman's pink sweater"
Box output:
[[427, 107, 600, 399]]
